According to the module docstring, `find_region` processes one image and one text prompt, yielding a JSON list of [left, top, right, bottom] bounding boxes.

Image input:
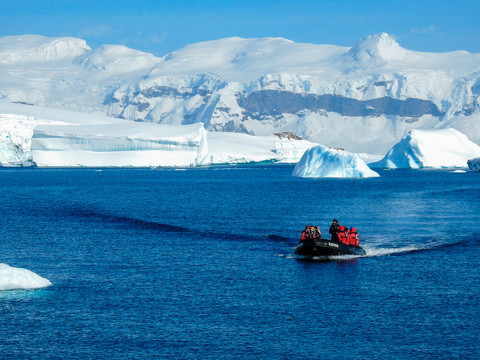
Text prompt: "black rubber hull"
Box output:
[[294, 239, 366, 257]]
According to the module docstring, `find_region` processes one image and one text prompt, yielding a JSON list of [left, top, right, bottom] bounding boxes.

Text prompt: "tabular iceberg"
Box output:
[[0, 263, 52, 291], [207, 132, 314, 164], [468, 158, 480, 171], [292, 145, 380, 178], [2, 103, 315, 167], [32, 122, 209, 167], [371, 128, 480, 169]]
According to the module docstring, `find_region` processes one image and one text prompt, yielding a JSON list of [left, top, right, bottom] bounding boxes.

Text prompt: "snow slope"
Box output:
[[0, 263, 52, 290], [371, 128, 480, 169], [105, 33, 480, 152], [0, 35, 161, 113], [1, 33, 479, 155], [292, 145, 380, 178]]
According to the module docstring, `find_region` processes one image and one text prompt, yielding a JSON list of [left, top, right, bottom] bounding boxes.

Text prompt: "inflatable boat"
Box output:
[[294, 237, 366, 257]]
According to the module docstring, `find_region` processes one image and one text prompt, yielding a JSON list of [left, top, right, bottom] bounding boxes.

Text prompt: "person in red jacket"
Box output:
[[299, 225, 310, 243], [337, 225, 348, 245], [349, 227, 359, 247]]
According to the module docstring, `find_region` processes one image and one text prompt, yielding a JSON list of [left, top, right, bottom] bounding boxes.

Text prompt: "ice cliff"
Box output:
[[32, 122, 209, 167]]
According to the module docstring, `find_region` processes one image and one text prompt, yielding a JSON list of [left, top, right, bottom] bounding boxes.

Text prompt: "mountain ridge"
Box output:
[[0, 33, 479, 153]]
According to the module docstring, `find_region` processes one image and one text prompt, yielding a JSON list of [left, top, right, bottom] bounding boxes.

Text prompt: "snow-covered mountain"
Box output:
[[1, 33, 479, 154]]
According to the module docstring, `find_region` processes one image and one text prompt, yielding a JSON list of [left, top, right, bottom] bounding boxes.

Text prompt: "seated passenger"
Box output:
[[314, 226, 322, 239], [300, 225, 309, 243], [337, 225, 348, 245], [349, 227, 359, 247]]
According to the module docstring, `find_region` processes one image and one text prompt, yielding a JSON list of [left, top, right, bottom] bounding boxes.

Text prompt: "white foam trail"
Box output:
[[362, 244, 424, 257], [285, 244, 429, 261]]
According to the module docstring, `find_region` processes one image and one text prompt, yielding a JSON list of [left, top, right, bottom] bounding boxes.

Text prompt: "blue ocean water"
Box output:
[[0, 166, 479, 359]]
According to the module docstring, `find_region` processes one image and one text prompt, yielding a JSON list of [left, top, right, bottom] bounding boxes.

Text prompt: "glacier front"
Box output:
[[292, 145, 380, 178]]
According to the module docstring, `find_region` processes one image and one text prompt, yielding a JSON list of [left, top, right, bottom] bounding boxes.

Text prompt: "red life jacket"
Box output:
[[349, 227, 359, 247], [337, 225, 346, 244]]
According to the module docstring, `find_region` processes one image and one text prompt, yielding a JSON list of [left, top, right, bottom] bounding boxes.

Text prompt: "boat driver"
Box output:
[[329, 219, 339, 242]]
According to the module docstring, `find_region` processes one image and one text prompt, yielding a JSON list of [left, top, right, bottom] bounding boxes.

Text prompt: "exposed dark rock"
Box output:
[[467, 157, 480, 171], [140, 86, 211, 99], [137, 102, 150, 112], [274, 132, 303, 140], [210, 121, 250, 133], [373, 81, 390, 87], [237, 90, 443, 118]]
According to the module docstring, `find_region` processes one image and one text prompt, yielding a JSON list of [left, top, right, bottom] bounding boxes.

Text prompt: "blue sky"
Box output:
[[2, 0, 479, 55]]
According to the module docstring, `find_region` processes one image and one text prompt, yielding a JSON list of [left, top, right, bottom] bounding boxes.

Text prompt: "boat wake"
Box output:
[[359, 235, 479, 258], [361, 244, 425, 257], [284, 241, 462, 261]]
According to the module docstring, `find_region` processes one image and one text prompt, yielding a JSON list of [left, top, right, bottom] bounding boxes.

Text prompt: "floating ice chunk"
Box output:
[[292, 145, 380, 178], [371, 128, 480, 169], [0, 263, 52, 290]]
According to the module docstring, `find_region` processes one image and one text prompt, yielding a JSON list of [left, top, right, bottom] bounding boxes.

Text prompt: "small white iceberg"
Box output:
[[292, 145, 380, 178], [0, 263, 52, 290], [371, 128, 480, 169]]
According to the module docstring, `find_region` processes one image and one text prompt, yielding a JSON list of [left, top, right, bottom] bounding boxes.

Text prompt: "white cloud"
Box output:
[[148, 32, 169, 44], [410, 25, 436, 34], [79, 24, 116, 38]]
